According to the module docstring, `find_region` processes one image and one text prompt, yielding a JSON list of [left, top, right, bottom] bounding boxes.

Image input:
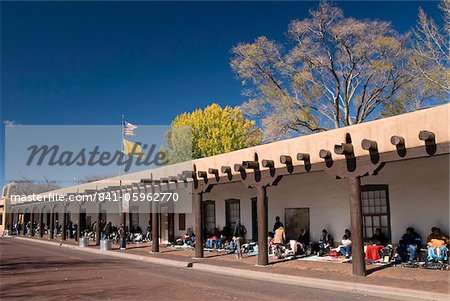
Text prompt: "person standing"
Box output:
[[118, 224, 127, 250], [104, 221, 112, 240], [233, 220, 247, 259], [273, 216, 284, 233]]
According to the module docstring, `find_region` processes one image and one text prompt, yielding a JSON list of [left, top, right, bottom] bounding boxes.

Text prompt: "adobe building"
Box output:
[[4, 103, 449, 276]]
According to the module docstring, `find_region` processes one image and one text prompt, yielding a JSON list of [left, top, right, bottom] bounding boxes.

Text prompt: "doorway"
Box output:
[[159, 207, 175, 243], [284, 208, 310, 240]]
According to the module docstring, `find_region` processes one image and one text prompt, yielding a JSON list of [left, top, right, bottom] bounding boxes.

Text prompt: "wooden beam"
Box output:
[[30, 206, 35, 237], [262, 160, 274, 168], [348, 177, 366, 276], [334, 143, 354, 156], [193, 192, 204, 259], [96, 204, 101, 245], [234, 164, 245, 172], [419, 130, 435, 141], [22, 212, 27, 235], [39, 209, 44, 238], [319, 149, 331, 159], [280, 155, 292, 165], [75, 207, 80, 242], [257, 186, 268, 266], [390, 135, 405, 146], [361, 139, 377, 151], [242, 161, 259, 170], [49, 206, 55, 239], [61, 205, 67, 241], [151, 189, 160, 252]]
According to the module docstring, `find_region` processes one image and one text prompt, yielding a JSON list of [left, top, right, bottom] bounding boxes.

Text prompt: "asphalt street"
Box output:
[[0, 238, 396, 301]]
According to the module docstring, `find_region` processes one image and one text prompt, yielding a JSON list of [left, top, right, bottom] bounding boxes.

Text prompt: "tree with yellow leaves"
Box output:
[[163, 103, 262, 164]]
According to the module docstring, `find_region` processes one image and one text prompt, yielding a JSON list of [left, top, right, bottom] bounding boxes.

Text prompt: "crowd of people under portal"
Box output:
[[9, 217, 449, 265], [170, 216, 448, 265]]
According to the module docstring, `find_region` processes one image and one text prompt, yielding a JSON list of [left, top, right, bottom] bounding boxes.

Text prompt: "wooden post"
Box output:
[[151, 200, 159, 252], [6, 208, 13, 234], [39, 209, 44, 238], [75, 209, 80, 242], [193, 192, 204, 259], [30, 207, 35, 237], [257, 186, 268, 266], [95, 205, 101, 245], [49, 207, 55, 239], [349, 177, 366, 276], [61, 206, 67, 241], [22, 212, 27, 235]]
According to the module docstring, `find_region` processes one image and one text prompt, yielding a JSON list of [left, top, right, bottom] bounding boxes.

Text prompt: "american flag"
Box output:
[[123, 121, 137, 136]]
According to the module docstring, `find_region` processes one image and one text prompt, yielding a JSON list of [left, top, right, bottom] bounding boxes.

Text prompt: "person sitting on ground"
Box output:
[[129, 225, 136, 238], [215, 227, 228, 249], [99, 220, 105, 239], [205, 227, 221, 249], [267, 232, 275, 254], [370, 228, 388, 246], [202, 226, 210, 242], [145, 221, 151, 242], [273, 216, 284, 233], [397, 227, 422, 262], [318, 229, 333, 256], [344, 229, 351, 239], [212, 227, 224, 249], [274, 226, 286, 245], [13, 222, 19, 234], [339, 233, 352, 258], [221, 226, 230, 240], [296, 229, 310, 254], [182, 228, 192, 244], [427, 227, 449, 262], [67, 221, 73, 238], [272, 226, 286, 259], [182, 228, 195, 246]]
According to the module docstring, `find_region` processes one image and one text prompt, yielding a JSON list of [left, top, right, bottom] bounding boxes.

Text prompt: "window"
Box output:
[[203, 201, 215, 232], [225, 199, 240, 231], [0, 214, 2, 225], [361, 185, 391, 242], [179, 213, 186, 231], [129, 207, 139, 229]]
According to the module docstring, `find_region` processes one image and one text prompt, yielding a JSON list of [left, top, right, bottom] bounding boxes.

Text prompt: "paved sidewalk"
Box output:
[[8, 236, 450, 301]]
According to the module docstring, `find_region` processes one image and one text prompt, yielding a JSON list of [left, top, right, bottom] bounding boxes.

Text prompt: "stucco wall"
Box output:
[[181, 154, 449, 244], [361, 154, 449, 243], [79, 155, 449, 245]]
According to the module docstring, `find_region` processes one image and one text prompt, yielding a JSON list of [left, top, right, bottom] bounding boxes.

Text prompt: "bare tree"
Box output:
[[410, 0, 449, 94], [75, 174, 117, 184], [9, 175, 61, 196], [231, 2, 410, 140]]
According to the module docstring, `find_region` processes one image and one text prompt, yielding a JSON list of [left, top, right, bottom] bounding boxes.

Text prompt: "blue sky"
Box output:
[[0, 1, 443, 185]]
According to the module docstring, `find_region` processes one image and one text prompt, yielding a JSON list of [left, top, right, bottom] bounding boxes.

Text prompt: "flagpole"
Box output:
[[121, 113, 125, 176]]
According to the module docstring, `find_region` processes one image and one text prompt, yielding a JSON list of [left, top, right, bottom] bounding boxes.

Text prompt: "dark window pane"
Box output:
[[179, 214, 186, 231]]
